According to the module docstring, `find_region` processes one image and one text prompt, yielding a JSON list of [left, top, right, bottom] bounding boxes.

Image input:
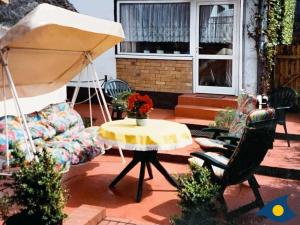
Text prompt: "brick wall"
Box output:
[[116, 59, 193, 93]]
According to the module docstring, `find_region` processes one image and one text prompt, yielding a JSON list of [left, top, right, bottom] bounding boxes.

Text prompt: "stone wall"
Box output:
[[116, 59, 193, 93]]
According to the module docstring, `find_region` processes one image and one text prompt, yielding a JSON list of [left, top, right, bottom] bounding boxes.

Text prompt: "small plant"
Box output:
[[209, 107, 236, 129], [3, 149, 67, 225], [0, 193, 13, 221], [111, 90, 132, 112], [127, 92, 153, 119], [171, 162, 224, 225], [82, 117, 96, 127]]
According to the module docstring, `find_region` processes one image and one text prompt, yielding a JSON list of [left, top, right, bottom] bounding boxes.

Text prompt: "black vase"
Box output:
[[5, 211, 63, 225]]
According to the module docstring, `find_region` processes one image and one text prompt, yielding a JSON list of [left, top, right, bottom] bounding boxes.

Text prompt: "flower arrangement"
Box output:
[[127, 93, 153, 119]]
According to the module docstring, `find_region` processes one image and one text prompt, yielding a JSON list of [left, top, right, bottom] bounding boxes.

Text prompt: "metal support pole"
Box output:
[[85, 54, 112, 122], [0, 51, 36, 158], [85, 53, 125, 164], [90, 65, 107, 123], [2, 69, 9, 169], [87, 67, 93, 127], [71, 71, 82, 108]]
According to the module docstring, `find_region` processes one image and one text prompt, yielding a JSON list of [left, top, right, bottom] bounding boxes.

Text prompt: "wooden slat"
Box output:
[[276, 55, 300, 59], [275, 45, 300, 93]]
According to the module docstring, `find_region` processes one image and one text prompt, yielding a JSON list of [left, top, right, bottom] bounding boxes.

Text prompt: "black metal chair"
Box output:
[[189, 108, 276, 217], [104, 79, 131, 120], [269, 87, 296, 147]]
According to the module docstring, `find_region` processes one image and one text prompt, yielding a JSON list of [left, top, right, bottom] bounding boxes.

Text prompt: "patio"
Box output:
[[62, 105, 300, 225], [0, 1, 298, 225]]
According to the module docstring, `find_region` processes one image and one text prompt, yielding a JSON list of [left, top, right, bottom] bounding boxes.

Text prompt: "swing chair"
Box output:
[[0, 3, 126, 175]]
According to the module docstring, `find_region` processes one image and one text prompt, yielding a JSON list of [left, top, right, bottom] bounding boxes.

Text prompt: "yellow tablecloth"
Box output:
[[98, 119, 192, 151]]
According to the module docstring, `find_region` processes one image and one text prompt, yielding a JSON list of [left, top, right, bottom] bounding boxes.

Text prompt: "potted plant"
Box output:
[[2, 149, 67, 225], [171, 162, 225, 225], [127, 92, 153, 126], [111, 90, 132, 114], [208, 107, 236, 129]]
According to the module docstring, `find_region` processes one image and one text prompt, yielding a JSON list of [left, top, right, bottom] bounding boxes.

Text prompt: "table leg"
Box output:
[[150, 157, 179, 189], [136, 161, 146, 202], [110, 150, 178, 202], [146, 162, 153, 179], [109, 158, 139, 188]]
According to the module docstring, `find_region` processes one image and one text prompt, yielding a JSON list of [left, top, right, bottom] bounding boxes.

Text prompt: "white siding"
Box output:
[[242, 0, 258, 95], [69, 0, 117, 87], [0, 87, 66, 116], [68, 0, 258, 95]]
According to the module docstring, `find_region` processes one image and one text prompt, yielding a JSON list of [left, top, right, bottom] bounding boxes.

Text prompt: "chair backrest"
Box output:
[[269, 87, 296, 108], [222, 108, 276, 186], [104, 79, 131, 99], [228, 92, 256, 138]]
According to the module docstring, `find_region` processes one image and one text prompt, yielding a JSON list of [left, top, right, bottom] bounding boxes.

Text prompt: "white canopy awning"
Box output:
[[0, 3, 124, 100], [0, 0, 9, 4]]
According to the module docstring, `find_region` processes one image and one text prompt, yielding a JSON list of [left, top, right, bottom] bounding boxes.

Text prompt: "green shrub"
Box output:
[[171, 163, 224, 225], [3, 149, 67, 225], [209, 107, 236, 129], [111, 90, 132, 112]]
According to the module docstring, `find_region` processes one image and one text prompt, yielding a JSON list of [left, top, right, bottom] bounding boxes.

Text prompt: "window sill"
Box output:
[[115, 54, 193, 61]]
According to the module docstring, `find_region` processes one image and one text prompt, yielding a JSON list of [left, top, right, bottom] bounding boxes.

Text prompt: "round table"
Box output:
[[98, 118, 192, 202]]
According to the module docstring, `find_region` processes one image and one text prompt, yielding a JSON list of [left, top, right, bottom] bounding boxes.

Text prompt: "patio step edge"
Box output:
[[175, 104, 220, 120], [178, 94, 237, 108], [64, 205, 106, 225]]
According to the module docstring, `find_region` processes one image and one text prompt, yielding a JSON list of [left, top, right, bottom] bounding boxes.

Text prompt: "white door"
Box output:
[[194, 0, 240, 95]]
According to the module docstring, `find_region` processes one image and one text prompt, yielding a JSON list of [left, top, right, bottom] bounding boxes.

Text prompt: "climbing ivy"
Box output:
[[282, 0, 297, 44], [248, 0, 296, 94]]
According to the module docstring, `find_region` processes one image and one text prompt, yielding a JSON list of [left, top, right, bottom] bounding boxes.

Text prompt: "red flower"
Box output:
[[127, 92, 153, 117]]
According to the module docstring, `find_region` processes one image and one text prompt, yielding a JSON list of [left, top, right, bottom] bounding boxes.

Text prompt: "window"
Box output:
[[118, 2, 190, 55], [198, 4, 234, 55]]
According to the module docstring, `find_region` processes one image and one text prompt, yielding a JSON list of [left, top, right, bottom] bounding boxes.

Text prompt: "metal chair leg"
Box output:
[[248, 176, 264, 208], [283, 121, 290, 147]]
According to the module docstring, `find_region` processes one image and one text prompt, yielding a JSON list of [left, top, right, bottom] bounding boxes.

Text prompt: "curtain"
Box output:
[[120, 3, 190, 43], [199, 5, 234, 43]]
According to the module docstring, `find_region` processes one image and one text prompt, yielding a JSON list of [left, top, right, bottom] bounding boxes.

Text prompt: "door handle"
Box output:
[[196, 46, 203, 54]]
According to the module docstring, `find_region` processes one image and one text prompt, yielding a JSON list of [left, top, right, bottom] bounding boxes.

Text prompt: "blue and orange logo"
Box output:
[[257, 195, 295, 222]]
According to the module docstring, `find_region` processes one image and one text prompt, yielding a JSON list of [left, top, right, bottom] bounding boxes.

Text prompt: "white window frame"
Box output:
[[116, 0, 193, 60], [193, 0, 241, 95]]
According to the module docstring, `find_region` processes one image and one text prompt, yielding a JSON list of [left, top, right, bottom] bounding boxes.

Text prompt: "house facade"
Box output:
[[70, 0, 258, 100]]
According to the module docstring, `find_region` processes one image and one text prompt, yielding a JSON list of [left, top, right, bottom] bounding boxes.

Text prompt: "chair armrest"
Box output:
[[217, 136, 240, 145], [190, 152, 228, 170], [223, 144, 236, 151], [201, 128, 229, 139], [276, 106, 291, 110]]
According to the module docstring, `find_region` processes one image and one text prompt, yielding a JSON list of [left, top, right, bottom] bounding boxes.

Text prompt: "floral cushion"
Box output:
[[48, 111, 79, 133], [0, 116, 25, 144], [194, 137, 226, 150], [45, 134, 104, 166], [29, 121, 56, 140], [0, 134, 8, 153], [46, 146, 72, 172], [228, 92, 256, 138], [74, 127, 105, 160], [0, 102, 103, 172], [39, 102, 71, 118], [26, 112, 42, 123], [246, 108, 275, 124]]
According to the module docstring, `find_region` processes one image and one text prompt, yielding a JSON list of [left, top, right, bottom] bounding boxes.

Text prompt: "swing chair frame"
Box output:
[[0, 3, 126, 175]]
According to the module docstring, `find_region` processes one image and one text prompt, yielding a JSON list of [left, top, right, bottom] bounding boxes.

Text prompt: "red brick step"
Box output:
[[175, 94, 237, 120]]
